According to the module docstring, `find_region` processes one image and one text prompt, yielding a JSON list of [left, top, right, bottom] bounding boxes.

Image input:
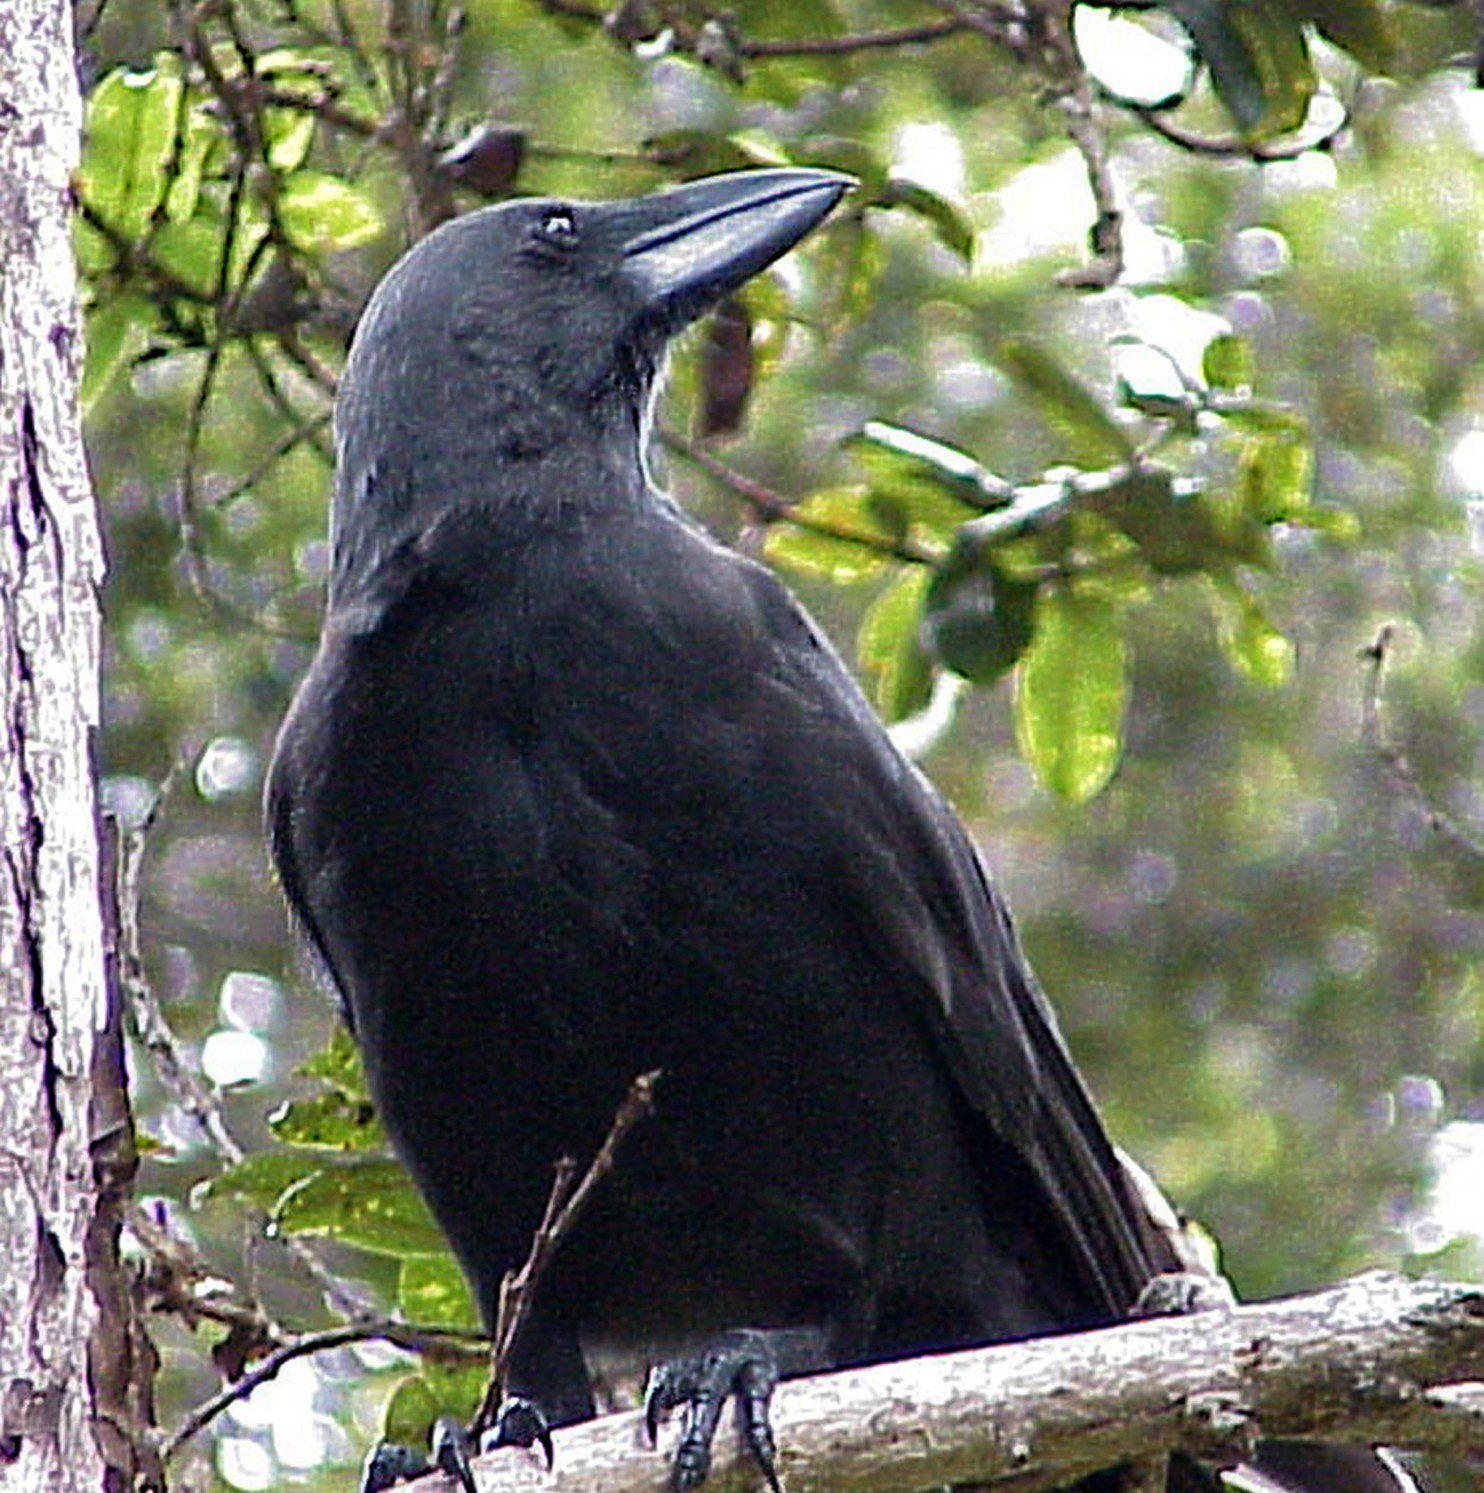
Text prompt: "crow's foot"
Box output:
[[644, 1329, 783, 1492], [1134, 1269, 1235, 1318], [357, 1401, 552, 1492]]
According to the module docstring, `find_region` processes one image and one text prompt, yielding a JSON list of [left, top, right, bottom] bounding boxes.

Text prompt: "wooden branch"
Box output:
[[409, 1273, 1483, 1492]]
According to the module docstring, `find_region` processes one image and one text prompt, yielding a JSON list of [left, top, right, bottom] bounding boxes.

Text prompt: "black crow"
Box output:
[[267, 168, 1413, 1493]]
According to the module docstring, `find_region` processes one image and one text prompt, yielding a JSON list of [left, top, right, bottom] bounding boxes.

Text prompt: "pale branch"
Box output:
[[405, 1273, 1483, 1492], [1359, 623, 1484, 866]]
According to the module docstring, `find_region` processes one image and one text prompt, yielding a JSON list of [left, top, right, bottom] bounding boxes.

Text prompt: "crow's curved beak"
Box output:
[[620, 167, 852, 329]]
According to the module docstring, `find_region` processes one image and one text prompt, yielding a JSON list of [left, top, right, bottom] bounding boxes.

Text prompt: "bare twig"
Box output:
[[1359, 623, 1484, 864], [472, 1070, 662, 1437], [1125, 99, 1352, 162], [662, 431, 941, 567], [531, 1, 968, 60], [160, 1316, 490, 1460]]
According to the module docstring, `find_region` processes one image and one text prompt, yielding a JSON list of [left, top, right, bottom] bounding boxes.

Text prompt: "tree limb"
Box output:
[[409, 1273, 1483, 1492]]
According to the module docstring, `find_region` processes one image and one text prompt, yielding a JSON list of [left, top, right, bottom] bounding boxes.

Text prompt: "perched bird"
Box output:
[[267, 169, 1413, 1492]]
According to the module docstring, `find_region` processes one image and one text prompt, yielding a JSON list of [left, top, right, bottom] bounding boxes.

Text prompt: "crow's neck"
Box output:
[[328, 399, 654, 616]]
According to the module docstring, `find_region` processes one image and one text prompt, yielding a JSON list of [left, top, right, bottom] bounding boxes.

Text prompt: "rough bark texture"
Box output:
[[423, 1273, 1484, 1493], [0, 1, 129, 1487]]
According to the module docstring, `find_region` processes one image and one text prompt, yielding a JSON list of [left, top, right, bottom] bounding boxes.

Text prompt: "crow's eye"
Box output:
[[533, 207, 579, 250]]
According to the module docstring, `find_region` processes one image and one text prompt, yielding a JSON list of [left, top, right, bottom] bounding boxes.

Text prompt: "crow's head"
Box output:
[[330, 169, 849, 598]]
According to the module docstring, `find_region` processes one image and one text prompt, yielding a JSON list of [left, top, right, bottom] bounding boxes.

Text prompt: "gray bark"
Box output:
[[0, 2, 138, 1487], [434, 1273, 1484, 1492]]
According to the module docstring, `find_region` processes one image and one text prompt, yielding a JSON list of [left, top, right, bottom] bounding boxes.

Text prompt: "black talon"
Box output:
[[1134, 1268, 1236, 1318], [644, 1330, 783, 1493], [484, 1395, 555, 1470], [359, 1441, 433, 1493], [430, 1416, 477, 1493]]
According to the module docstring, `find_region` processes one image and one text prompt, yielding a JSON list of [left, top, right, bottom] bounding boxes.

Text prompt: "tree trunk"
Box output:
[[0, 2, 148, 1487]]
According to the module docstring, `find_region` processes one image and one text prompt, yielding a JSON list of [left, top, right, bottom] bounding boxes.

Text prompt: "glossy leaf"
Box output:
[[82, 294, 155, 412], [272, 1158, 447, 1256], [1164, 0, 1315, 139], [278, 171, 384, 252], [1208, 579, 1294, 687], [197, 1149, 327, 1212], [998, 338, 1133, 466], [82, 62, 184, 238], [1014, 587, 1127, 803], [882, 177, 974, 263], [923, 564, 1038, 685], [398, 1256, 480, 1329], [858, 567, 934, 721], [1238, 429, 1313, 523], [298, 1025, 370, 1100], [1203, 333, 1255, 392], [763, 487, 892, 583], [382, 1374, 441, 1450], [267, 1090, 385, 1151]]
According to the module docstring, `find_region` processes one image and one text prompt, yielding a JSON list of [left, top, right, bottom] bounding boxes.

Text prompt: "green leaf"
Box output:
[[381, 1361, 486, 1448], [1237, 429, 1312, 523], [266, 108, 317, 173], [81, 61, 184, 238], [762, 487, 891, 584], [1105, 468, 1246, 574], [82, 293, 155, 412], [152, 217, 224, 298], [997, 338, 1133, 466], [164, 107, 225, 223], [881, 177, 974, 263], [278, 171, 383, 252], [1164, 0, 1315, 139], [273, 1158, 447, 1256], [382, 1374, 440, 1449], [815, 215, 886, 326], [923, 564, 1038, 684], [1014, 587, 1127, 803], [298, 1025, 369, 1100], [1202, 333, 1255, 392], [1208, 579, 1294, 687], [267, 1090, 385, 1151], [1294, 0, 1394, 72], [846, 421, 1006, 530], [398, 1256, 480, 1330], [858, 567, 934, 722], [196, 1150, 328, 1212]]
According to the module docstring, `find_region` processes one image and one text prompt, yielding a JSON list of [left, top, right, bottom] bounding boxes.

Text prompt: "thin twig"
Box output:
[[1359, 624, 1484, 864], [160, 1317, 490, 1460], [208, 409, 332, 509], [662, 431, 940, 567], [1125, 99, 1351, 162], [472, 1070, 662, 1437], [531, 0, 966, 60]]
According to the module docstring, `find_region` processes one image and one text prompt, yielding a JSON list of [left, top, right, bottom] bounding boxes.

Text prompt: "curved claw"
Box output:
[[431, 1416, 477, 1493], [485, 1394, 555, 1470], [643, 1330, 783, 1493], [359, 1441, 431, 1493]]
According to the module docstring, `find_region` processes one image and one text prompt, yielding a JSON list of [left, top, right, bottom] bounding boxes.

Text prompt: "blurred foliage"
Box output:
[[77, 0, 1484, 1487]]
